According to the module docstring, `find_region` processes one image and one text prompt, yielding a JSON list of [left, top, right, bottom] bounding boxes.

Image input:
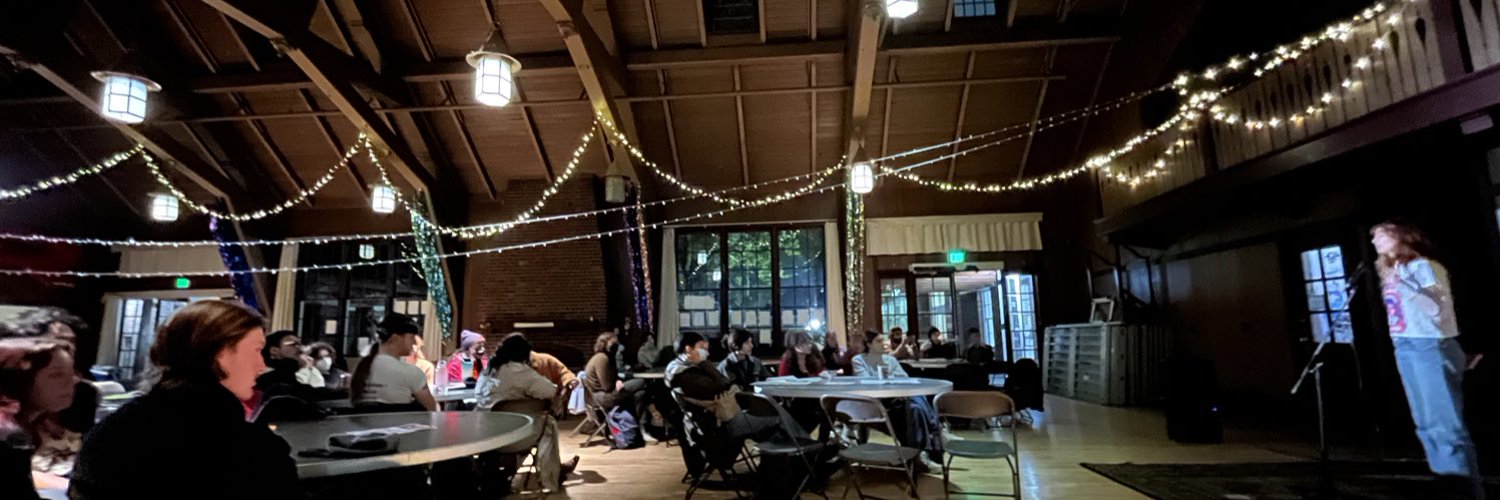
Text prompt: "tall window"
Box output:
[[113, 298, 189, 383], [297, 242, 428, 356], [1299, 245, 1353, 343], [728, 232, 773, 335], [116, 299, 144, 380], [954, 0, 998, 17], [675, 226, 826, 346], [979, 286, 998, 348], [1006, 273, 1038, 360], [916, 276, 953, 335], [880, 279, 908, 333]]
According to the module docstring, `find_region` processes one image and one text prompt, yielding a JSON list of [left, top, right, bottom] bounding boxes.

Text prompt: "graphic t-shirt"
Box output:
[[1382, 258, 1459, 339]]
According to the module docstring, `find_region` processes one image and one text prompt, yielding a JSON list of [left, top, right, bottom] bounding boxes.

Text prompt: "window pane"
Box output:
[[1325, 279, 1349, 311], [1306, 281, 1328, 312], [1320, 246, 1345, 278], [1310, 313, 1332, 343], [779, 228, 826, 334], [728, 232, 773, 339], [1300, 250, 1323, 280], [1331, 312, 1354, 344]]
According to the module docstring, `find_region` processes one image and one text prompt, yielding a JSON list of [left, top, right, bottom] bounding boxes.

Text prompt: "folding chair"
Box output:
[[575, 383, 614, 448], [670, 389, 750, 499], [820, 394, 923, 499], [933, 391, 1021, 499], [492, 398, 553, 494], [738, 392, 827, 499]]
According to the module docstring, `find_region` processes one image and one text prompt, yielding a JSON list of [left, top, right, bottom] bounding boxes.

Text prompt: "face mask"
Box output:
[[315, 357, 333, 372], [696, 348, 710, 361]]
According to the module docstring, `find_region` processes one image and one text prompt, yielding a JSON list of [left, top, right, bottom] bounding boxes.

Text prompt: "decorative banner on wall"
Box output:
[[408, 197, 454, 344], [209, 218, 261, 312]]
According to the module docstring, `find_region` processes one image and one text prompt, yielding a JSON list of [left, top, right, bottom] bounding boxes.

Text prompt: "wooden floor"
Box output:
[[527, 395, 1302, 499]]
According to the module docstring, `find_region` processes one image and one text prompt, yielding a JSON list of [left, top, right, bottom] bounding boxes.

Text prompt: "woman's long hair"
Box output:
[[1372, 221, 1436, 278], [0, 337, 74, 440], [149, 300, 263, 391]]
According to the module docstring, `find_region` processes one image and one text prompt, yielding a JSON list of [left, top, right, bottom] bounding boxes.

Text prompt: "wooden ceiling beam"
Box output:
[[401, 0, 498, 199], [538, 0, 640, 179], [734, 65, 749, 185], [944, 52, 976, 182], [657, 69, 683, 178], [843, 0, 883, 161]]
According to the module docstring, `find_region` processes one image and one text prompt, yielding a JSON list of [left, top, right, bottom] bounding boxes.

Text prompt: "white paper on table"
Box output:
[[885, 379, 922, 385]]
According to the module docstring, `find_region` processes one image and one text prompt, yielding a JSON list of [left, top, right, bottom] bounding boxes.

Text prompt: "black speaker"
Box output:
[[1165, 358, 1224, 443]]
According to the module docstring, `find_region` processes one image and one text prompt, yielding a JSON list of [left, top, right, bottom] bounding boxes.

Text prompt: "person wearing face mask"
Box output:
[[444, 330, 488, 386], [305, 342, 348, 389], [584, 332, 647, 419], [716, 329, 763, 391], [667, 332, 802, 442]]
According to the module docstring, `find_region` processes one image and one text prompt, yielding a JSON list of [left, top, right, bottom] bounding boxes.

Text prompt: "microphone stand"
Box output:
[[1287, 262, 1370, 498]]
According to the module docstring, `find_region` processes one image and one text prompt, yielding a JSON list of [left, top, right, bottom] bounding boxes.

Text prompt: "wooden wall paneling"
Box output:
[[1316, 43, 1348, 129], [1356, 26, 1394, 109], [1410, 0, 1448, 87]]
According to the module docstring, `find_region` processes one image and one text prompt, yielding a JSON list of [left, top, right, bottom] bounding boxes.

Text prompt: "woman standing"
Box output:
[[0, 337, 75, 500], [69, 300, 301, 500], [1371, 222, 1482, 496]]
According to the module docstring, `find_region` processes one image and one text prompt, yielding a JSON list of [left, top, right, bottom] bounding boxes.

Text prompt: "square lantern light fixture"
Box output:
[[91, 71, 160, 124], [849, 160, 875, 194], [371, 184, 398, 214], [467, 29, 521, 108], [150, 193, 179, 222], [886, 0, 918, 19]]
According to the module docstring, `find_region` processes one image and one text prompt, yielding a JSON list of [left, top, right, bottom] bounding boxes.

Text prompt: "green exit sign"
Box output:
[[174, 277, 191, 289], [946, 249, 967, 265]]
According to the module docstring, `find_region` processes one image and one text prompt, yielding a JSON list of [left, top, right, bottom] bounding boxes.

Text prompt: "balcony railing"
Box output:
[[1100, 0, 1488, 217]]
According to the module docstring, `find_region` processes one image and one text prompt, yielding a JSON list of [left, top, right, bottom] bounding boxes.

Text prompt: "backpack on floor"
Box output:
[[607, 408, 645, 449]]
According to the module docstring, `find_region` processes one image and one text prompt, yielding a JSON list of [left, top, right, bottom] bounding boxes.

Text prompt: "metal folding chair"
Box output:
[[671, 389, 750, 499], [738, 392, 827, 499], [932, 391, 1021, 499], [492, 398, 553, 494], [820, 394, 923, 499]]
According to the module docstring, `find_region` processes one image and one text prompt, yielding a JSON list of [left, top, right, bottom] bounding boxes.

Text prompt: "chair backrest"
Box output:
[[736, 392, 802, 438], [92, 381, 127, 396], [933, 390, 1016, 420], [819, 394, 900, 444]]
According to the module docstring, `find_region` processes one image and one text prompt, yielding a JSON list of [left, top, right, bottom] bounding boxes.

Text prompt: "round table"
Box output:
[[274, 411, 534, 478], [753, 376, 952, 399], [633, 371, 666, 380]]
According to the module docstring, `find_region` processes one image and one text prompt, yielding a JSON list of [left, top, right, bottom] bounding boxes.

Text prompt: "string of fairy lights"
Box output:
[[0, 0, 1419, 279]]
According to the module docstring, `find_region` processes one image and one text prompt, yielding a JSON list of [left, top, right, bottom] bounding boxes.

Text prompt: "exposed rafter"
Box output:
[[843, 0, 882, 161], [944, 51, 977, 182], [538, 0, 641, 180], [297, 89, 367, 192], [400, 0, 497, 199]]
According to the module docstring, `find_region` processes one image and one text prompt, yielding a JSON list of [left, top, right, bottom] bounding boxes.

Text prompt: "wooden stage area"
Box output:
[[531, 395, 1301, 499]]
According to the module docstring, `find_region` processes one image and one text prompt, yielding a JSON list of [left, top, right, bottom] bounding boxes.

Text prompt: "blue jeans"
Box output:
[[1393, 337, 1480, 478]]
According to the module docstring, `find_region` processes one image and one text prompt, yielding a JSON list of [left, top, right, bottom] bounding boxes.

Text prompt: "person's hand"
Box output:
[[615, 380, 624, 391], [1468, 353, 1484, 370], [567, 379, 581, 391]]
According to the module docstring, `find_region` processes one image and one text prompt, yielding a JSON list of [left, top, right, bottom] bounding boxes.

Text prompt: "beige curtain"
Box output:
[[866, 213, 1044, 255], [656, 228, 679, 348], [823, 222, 847, 345]]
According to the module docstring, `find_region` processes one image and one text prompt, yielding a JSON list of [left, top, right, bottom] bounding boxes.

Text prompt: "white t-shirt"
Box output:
[[354, 353, 428, 405], [1383, 258, 1460, 339]]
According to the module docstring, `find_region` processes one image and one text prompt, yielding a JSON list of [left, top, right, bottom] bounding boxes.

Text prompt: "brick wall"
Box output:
[[461, 179, 608, 354]]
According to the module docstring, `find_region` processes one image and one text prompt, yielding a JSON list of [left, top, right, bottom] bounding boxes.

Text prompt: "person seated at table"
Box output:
[[849, 330, 945, 471], [636, 332, 662, 370], [70, 300, 301, 500], [920, 327, 957, 359], [888, 327, 918, 361], [0, 308, 96, 490], [1, 337, 76, 500], [261, 330, 324, 388], [962, 328, 996, 363], [528, 347, 580, 393], [778, 330, 826, 377], [445, 330, 488, 386], [306, 342, 349, 389], [717, 329, 763, 391], [851, 330, 907, 379], [669, 333, 803, 441], [584, 332, 647, 418], [474, 333, 580, 491], [350, 314, 438, 412], [819, 331, 847, 374], [404, 335, 436, 387]]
